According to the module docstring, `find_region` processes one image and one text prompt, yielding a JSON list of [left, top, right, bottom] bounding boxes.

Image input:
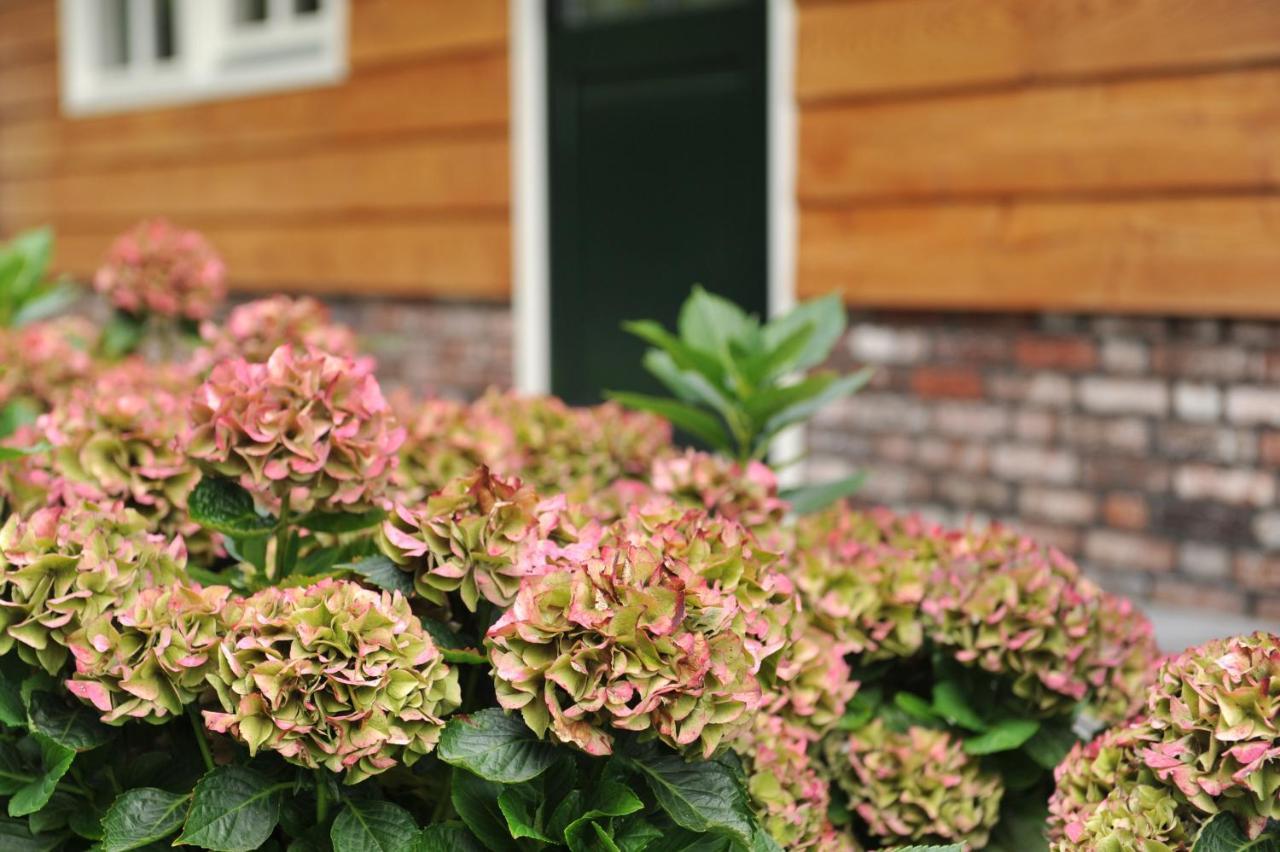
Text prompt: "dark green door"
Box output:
[[547, 0, 768, 405]]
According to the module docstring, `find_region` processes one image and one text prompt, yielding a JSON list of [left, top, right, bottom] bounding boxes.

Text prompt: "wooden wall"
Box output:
[[0, 0, 510, 299], [795, 0, 1280, 316]]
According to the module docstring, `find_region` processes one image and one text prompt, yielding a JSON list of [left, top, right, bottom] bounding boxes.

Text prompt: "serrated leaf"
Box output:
[[1192, 812, 1280, 852], [100, 788, 190, 852], [563, 781, 644, 850], [762, 293, 846, 372], [297, 507, 386, 534], [964, 718, 1041, 756], [188, 477, 275, 539], [677, 286, 752, 362], [331, 800, 419, 852], [497, 784, 552, 843], [26, 690, 110, 751], [759, 367, 873, 442], [781, 473, 866, 515], [8, 734, 74, 818], [415, 823, 485, 852], [0, 666, 25, 729], [338, 554, 415, 597], [175, 766, 284, 852], [626, 752, 754, 846], [450, 770, 519, 852], [438, 709, 559, 783]]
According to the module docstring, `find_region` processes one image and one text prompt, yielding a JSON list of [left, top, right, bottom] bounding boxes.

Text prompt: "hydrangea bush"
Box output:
[[0, 221, 1240, 852]]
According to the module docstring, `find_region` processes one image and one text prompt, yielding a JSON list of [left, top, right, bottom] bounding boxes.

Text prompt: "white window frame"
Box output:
[[58, 0, 348, 116]]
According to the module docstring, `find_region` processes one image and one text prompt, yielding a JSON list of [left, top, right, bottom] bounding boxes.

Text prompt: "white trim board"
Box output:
[[509, 0, 800, 422]]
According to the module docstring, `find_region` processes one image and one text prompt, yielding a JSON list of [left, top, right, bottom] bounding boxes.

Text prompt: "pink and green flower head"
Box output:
[[95, 219, 226, 321], [0, 501, 185, 673], [205, 578, 459, 783], [185, 344, 404, 512], [196, 295, 361, 368]]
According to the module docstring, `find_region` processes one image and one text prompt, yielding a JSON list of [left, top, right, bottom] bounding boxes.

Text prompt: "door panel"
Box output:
[[547, 0, 767, 405]]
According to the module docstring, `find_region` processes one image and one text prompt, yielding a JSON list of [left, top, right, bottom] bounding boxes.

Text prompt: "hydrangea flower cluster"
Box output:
[[486, 504, 770, 759], [393, 390, 671, 502], [0, 317, 99, 411], [823, 719, 1004, 848], [378, 467, 588, 611], [196, 295, 361, 368], [738, 714, 854, 851], [65, 582, 236, 724], [648, 449, 788, 535], [1049, 633, 1280, 850], [185, 344, 404, 511], [23, 359, 205, 549], [0, 502, 184, 673], [205, 578, 459, 783], [793, 503, 1158, 723], [94, 219, 227, 321]]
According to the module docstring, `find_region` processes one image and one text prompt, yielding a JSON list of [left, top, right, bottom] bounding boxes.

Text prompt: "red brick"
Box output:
[[1255, 594, 1280, 620], [1261, 431, 1280, 467], [1084, 530, 1175, 573], [1234, 552, 1280, 592], [1151, 577, 1246, 614], [1014, 335, 1097, 371], [910, 366, 985, 400], [1102, 492, 1149, 530]]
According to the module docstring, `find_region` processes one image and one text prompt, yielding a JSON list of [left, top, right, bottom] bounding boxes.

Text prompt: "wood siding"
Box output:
[[797, 0, 1280, 315], [0, 0, 510, 299]]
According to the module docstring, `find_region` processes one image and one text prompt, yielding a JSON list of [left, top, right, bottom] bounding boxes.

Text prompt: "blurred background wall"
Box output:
[[1, 0, 1279, 634]]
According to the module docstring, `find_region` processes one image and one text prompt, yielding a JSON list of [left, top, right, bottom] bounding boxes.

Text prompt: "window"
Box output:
[[59, 0, 348, 115]]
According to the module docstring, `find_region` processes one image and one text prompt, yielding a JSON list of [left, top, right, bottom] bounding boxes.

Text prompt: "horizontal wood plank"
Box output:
[[55, 218, 511, 299], [2, 135, 509, 222], [0, 0, 56, 67], [799, 197, 1280, 316], [0, 51, 508, 177], [798, 0, 1280, 102], [350, 0, 508, 65], [0, 58, 56, 116], [800, 67, 1280, 201]]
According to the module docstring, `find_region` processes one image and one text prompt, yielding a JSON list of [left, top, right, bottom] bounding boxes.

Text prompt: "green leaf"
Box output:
[[416, 823, 486, 852], [0, 399, 41, 441], [26, 690, 111, 751], [742, 373, 837, 425], [100, 788, 190, 852], [780, 473, 866, 515], [930, 680, 987, 733], [762, 293, 847, 373], [677, 286, 752, 361], [642, 349, 714, 406], [496, 784, 552, 843], [759, 367, 873, 442], [11, 283, 80, 328], [963, 718, 1041, 756], [8, 734, 74, 818], [100, 312, 145, 359], [297, 507, 386, 534], [4, 228, 53, 305], [612, 816, 663, 852], [0, 442, 50, 462], [562, 781, 644, 850], [331, 800, 419, 852], [450, 770, 519, 852], [984, 792, 1049, 852], [626, 752, 754, 846], [1022, 719, 1080, 770], [188, 477, 275, 539], [0, 816, 63, 852], [892, 846, 967, 852], [836, 685, 882, 731], [1192, 812, 1280, 852], [740, 322, 812, 386], [337, 554, 415, 597], [438, 709, 559, 783], [605, 392, 731, 451], [622, 320, 725, 385], [175, 766, 284, 852], [419, 618, 486, 665], [752, 828, 785, 852], [0, 665, 26, 729], [893, 691, 939, 724]]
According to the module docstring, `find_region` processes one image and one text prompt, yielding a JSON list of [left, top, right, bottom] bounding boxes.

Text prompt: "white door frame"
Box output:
[[510, 1, 801, 477]]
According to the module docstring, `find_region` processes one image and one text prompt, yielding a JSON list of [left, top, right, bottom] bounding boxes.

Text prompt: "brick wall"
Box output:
[[327, 297, 513, 399], [806, 312, 1280, 620]]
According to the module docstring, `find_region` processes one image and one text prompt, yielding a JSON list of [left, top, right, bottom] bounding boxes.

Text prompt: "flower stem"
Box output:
[[187, 703, 214, 772], [272, 492, 292, 582], [315, 774, 330, 825]]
